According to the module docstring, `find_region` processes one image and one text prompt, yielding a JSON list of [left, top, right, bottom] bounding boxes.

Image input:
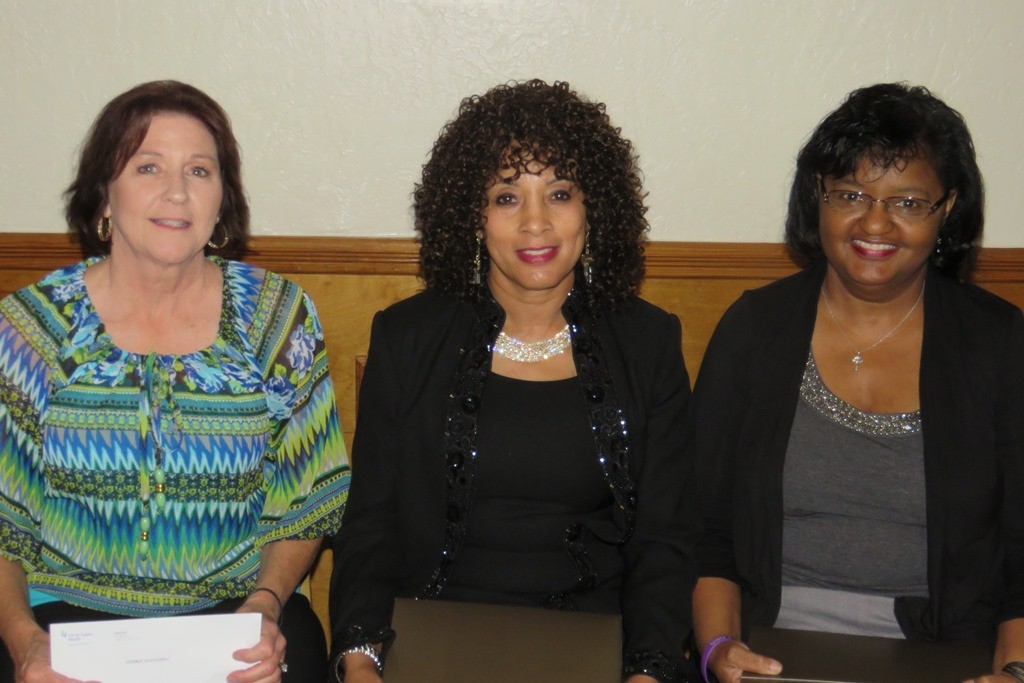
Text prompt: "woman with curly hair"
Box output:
[[329, 80, 698, 682]]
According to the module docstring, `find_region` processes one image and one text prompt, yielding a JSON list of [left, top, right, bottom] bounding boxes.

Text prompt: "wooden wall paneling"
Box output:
[[640, 276, 784, 375], [277, 272, 422, 452]]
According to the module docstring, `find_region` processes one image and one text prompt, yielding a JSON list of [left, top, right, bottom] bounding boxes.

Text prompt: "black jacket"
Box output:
[[691, 263, 1024, 642], [329, 287, 699, 681]]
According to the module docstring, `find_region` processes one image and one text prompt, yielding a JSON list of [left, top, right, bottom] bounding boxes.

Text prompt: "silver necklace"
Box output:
[[493, 324, 571, 363], [820, 284, 924, 372]]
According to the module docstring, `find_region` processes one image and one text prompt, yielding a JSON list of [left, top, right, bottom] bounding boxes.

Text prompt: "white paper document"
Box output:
[[50, 612, 261, 683]]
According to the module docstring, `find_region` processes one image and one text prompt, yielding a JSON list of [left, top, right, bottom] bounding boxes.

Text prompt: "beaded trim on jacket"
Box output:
[[417, 289, 679, 681], [419, 287, 639, 601]]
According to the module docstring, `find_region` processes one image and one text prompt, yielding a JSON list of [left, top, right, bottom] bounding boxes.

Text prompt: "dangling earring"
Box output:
[[97, 216, 112, 242], [580, 230, 594, 286], [207, 223, 229, 250], [934, 235, 944, 255], [471, 234, 483, 285]]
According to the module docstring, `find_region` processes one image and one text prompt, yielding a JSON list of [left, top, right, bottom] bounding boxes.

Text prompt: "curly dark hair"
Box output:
[[65, 80, 249, 258], [414, 79, 648, 309], [785, 82, 983, 279]]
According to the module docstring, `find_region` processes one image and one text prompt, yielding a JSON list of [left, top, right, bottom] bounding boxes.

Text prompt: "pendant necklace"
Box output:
[[493, 324, 572, 363], [820, 284, 924, 372]]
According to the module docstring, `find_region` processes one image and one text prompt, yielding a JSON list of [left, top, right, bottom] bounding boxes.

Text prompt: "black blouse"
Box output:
[[445, 373, 619, 609]]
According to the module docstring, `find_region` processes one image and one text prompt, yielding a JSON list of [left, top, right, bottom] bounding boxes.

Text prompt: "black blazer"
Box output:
[[329, 288, 699, 681], [691, 263, 1024, 642]]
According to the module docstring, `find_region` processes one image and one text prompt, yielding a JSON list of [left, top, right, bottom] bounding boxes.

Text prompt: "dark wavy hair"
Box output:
[[65, 80, 249, 258], [785, 82, 983, 279], [414, 79, 648, 309]]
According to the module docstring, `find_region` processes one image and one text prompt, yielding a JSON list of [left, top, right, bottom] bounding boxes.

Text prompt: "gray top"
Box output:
[[777, 353, 928, 637]]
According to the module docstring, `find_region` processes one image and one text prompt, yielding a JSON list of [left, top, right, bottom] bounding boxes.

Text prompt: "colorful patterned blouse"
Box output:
[[0, 257, 349, 616]]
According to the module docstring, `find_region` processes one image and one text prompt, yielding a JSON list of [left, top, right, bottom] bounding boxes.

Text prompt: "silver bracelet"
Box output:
[[1003, 661, 1024, 683], [336, 644, 382, 679]]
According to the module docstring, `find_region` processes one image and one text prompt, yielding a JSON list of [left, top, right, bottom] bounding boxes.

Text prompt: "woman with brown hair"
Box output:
[[0, 81, 350, 683]]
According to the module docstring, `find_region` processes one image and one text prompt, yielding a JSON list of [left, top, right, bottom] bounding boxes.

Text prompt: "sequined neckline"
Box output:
[[800, 352, 921, 437]]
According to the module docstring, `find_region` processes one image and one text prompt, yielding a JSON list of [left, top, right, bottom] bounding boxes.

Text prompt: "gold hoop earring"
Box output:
[[97, 217, 112, 242], [207, 225, 229, 250], [471, 234, 483, 285]]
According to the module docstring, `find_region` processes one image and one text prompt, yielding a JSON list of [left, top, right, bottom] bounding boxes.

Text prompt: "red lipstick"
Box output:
[[516, 246, 559, 264]]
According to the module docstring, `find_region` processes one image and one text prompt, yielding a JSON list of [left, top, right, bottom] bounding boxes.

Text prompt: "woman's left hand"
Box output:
[[962, 674, 1019, 683], [227, 603, 286, 683], [624, 675, 659, 683]]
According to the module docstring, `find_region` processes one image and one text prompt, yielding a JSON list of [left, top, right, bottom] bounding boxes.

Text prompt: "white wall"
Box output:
[[2, 1, 1022, 245]]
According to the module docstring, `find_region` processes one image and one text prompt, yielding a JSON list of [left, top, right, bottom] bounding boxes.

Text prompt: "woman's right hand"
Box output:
[[342, 653, 383, 683], [707, 639, 782, 683], [0, 557, 86, 683], [14, 629, 86, 683]]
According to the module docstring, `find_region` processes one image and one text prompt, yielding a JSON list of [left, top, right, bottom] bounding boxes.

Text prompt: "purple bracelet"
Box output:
[[700, 635, 734, 683]]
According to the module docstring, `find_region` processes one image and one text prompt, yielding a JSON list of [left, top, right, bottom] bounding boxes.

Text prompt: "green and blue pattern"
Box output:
[[0, 257, 349, 615]]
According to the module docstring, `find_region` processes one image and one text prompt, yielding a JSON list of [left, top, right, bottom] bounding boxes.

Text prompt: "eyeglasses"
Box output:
[[821, 183, 950, 222]]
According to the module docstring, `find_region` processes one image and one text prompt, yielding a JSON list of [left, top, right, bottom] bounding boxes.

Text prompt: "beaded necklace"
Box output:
[[137, 352, 179, 559], [493, 324, 571, 362]]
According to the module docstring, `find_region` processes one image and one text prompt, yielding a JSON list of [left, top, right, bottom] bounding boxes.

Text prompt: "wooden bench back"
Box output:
[[4, 233, 1024, 640]]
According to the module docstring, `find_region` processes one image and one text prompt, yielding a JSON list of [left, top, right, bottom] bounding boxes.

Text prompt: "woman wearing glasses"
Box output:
[[690, 83, 1024, 683]]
